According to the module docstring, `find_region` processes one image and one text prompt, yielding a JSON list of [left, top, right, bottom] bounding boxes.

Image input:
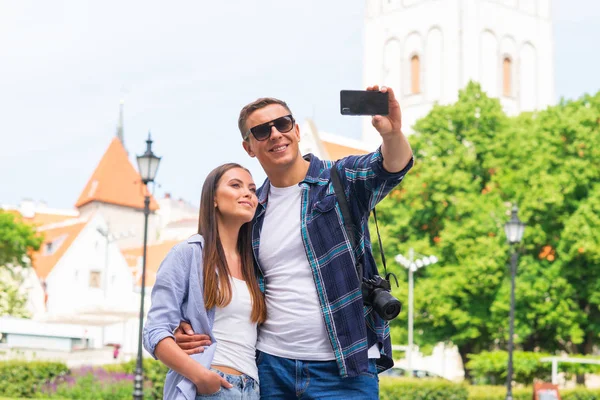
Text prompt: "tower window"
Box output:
[[89, 271, 102, 288], [503, 57, 512, 97], [411, 55, 421, 94]]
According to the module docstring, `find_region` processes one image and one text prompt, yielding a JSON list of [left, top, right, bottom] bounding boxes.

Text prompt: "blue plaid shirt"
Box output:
[[252, 148, 413, 378]]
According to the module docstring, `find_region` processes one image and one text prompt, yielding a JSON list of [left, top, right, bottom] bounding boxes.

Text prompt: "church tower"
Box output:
[[362, 0, 555, 144], [116, 99, 125, 150]]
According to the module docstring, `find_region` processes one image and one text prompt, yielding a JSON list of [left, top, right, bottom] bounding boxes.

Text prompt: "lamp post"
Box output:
[[504, 205, 525, 400], [395, 249, 438, 377], [133, 133, 161, 400]]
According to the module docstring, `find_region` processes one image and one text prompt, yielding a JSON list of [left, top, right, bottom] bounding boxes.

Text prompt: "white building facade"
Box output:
[[362, 0, 555, 143]]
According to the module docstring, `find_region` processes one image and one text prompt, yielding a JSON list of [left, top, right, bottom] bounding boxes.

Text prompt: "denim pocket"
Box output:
[[360, 359, 379, 379], [196, 387, 223, 398]]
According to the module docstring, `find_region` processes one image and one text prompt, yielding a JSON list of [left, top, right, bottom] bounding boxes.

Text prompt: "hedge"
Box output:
[[3, 359, 600, 400], [468, 385, 600, 400], [380, 377, 469, 399], [106, 358, 168, 399], [0, 360, 68, 398], [467, 351, 600, 385]]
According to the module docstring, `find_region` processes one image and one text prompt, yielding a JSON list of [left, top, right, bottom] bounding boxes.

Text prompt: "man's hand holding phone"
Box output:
[[341, 86, 410, 173], [340, 86, 402, 137], [367, 85, 403, 138]]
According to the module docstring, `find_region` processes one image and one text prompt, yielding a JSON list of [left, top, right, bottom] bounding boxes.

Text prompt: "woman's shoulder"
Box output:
[[160, 234, 204, 270]]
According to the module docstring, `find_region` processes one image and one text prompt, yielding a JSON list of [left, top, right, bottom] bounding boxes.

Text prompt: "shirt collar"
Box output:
[[187, 234, 204, 247], [256, 153, 325, 207]]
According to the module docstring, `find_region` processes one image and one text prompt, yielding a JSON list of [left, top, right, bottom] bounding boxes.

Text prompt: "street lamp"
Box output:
[[504, 205, 525, 400], [395, 248, 439, 377], [133, 132, 161, 400]]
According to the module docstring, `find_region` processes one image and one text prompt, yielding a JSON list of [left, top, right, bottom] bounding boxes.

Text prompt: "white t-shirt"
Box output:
[[211, 277, 259, 381], [256, 183, 381, 360], [257, 183, 336, 360]]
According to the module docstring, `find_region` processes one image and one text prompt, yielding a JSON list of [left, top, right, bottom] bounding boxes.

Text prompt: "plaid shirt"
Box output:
[[252, 148, 413, 378]]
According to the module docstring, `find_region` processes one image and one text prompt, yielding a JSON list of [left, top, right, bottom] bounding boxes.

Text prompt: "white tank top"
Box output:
[[211, 277, 259, 381]]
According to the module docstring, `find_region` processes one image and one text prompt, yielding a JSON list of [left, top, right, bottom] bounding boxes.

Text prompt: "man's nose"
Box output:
[[269, 125, 283, 139]]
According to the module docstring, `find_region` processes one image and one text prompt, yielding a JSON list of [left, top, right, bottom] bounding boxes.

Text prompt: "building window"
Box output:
[[503, 57, 512, 97], [43, 234, 67, 256], [89, 271, 102, 288], [411, 55, 421, 94]]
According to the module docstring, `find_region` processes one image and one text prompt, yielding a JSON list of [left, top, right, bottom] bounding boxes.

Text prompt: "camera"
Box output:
[[362, 275, 402, 321]]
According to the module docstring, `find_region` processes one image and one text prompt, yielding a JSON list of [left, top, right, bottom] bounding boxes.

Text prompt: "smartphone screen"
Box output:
[[340, 90, 389, 116]]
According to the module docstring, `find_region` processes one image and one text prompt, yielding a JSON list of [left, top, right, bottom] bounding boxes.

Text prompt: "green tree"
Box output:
[[375, 81, 513, 372], [487, 92, 600, 383], [374, 82, 600, 377], [0, 210, 42, 267], [0, 210, 43, 317]]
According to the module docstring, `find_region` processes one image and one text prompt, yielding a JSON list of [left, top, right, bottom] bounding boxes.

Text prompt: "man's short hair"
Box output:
[[238, 97, 293, 140]]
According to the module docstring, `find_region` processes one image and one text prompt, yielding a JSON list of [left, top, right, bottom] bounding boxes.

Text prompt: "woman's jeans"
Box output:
[[195, 368, 259, 400]]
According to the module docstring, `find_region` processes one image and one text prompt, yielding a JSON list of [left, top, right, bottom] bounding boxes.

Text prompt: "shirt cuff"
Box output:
[[372, 146, 414, 178], [144, 329, 175, 360]]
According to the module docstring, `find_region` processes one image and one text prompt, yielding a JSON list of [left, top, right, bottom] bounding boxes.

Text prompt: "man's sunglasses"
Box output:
[[244, 115, 295, 141]]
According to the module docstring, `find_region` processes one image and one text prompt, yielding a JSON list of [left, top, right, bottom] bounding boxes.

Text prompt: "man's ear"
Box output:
[[293, 124, 301, 143], [242, 140, 256, 158]]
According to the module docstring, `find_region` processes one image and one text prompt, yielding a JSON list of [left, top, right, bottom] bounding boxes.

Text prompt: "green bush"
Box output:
[[468, 385, 600, 400], [562, 388, 600, 400], [106, 358, 167, 399], [40, 372, 148, 400], [467, 351, 549, 385], [467, 351, 600, 385], [37, 365, 156, 400], [380, 377, 469, 400], [468, 385, 532, 400], [0, 360, 68, 398]]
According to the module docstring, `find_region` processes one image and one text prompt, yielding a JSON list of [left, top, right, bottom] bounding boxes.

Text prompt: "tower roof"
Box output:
[[121, 240, 180, 288], [75, 138, 159, 211], [31, 218, 88, 280]]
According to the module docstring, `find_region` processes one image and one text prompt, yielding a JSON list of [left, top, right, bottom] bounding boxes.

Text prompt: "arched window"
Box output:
[[503, 57, 512, 97], [410, 55, 421, 94]]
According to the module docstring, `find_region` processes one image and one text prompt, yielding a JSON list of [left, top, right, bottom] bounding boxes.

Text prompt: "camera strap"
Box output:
[[330, 161, 392, 282]]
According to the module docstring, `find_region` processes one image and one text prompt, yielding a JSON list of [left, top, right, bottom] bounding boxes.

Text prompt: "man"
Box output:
[[177, 85, 413, 398]]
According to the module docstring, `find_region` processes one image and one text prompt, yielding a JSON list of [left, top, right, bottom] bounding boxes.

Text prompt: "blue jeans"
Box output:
[[257, 351, 379, 399], [195, 368, 260, 400]]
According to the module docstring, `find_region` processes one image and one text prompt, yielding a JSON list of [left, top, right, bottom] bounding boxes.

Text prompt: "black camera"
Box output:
[[362, 275, 402, 321]]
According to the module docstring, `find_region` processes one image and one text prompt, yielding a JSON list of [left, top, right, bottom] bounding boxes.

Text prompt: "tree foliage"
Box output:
[[0, 210, 43, 317], [373, 82, 600, 372], [0, 210, 42, 268]]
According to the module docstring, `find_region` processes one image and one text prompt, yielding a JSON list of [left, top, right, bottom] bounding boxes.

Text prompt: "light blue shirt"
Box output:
[[143, 234, 217, 400]]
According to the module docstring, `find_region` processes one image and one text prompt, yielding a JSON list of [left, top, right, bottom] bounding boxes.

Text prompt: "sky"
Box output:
[[1, 0, 599, 210]]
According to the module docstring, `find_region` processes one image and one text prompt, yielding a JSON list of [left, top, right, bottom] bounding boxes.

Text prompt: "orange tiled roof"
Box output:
[[121, 240, 180, 287], [75, 138, 159, 211], [5, 209, 78, 227], [31, 220, 88, 280], [322, 140, 369, 160]]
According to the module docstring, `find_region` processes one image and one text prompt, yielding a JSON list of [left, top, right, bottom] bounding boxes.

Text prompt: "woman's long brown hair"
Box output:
[[198, 163, 266, 324]]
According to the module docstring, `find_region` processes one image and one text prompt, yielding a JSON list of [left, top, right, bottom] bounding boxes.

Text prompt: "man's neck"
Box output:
[[267, 157, 310, 188]]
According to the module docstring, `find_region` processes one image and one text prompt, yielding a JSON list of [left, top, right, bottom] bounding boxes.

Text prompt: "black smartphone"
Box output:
[[340, 90, 389, 116]]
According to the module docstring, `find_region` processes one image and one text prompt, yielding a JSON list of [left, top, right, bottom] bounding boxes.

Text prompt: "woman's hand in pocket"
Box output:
[[195, 369, 233, 395]]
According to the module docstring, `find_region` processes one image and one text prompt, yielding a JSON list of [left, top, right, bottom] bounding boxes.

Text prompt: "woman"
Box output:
[[143, 163, 266, 400]]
